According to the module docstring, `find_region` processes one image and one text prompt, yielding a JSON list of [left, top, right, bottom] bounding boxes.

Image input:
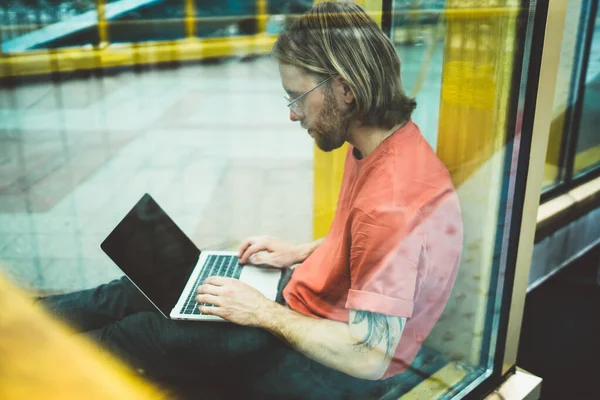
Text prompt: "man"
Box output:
[[41, 2, 462, 399]]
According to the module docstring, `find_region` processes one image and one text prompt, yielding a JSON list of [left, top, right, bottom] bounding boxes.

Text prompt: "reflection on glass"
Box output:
[[390, 0, 535, 396], [574, 11, 600, 176], [193, 0, 255, 38], [267, 0, 313, 35], [108, 0, 186, 43], [543, 0, 586, 189], [0, 0, 99, 51], [392, 0, 445, 148]]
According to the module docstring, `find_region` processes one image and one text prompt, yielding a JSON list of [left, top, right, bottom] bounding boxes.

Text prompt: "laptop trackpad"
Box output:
[[239, 266, 282, 301]]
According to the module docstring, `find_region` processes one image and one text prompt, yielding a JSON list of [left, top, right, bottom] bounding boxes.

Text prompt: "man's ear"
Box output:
[[338, 77, 355, 105]]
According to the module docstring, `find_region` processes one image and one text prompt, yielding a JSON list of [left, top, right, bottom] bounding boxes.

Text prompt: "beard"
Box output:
[[311, 88, 353, 152]]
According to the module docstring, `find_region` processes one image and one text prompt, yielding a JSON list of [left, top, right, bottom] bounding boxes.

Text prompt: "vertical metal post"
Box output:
[[257, 0, 267, 35], [185, 0, 196, 38], [97, 0, 108, 44]]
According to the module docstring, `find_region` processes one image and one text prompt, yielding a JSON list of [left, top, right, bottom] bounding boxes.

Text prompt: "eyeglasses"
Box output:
[[284, 75, 334, 116]]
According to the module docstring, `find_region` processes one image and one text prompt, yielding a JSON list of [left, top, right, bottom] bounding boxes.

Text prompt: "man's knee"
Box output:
[[83, 311, 174, 369]]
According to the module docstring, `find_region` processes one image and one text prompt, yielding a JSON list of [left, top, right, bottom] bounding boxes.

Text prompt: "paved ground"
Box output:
[[0, 43, 444, 292], [0, 57, 314, 291]]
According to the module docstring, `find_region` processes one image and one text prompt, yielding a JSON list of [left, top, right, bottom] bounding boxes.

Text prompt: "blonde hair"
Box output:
[[272, 1, 417, 129]]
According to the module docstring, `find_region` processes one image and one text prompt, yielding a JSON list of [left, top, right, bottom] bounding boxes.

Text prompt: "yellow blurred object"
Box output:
[[0, 270, 165, 400]]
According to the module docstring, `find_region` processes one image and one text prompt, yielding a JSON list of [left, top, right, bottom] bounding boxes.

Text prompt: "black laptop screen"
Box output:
[[100, 193, 200, 316]]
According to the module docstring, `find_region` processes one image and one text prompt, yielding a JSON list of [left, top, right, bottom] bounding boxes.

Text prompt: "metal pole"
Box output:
[[257, 0, 267, 35], [97, 0, 108, 44], [185, 0, 196, 38]]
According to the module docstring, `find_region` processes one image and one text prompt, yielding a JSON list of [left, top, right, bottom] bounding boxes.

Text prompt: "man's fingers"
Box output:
[[196, 283, 224, 295], [250, 253, 274, 266], [203, 276, 234, 286], [199, 304, 226, 318], [195, 293, 221, 306], [237, 238, 256, 258], [239, 243, 267, 264]]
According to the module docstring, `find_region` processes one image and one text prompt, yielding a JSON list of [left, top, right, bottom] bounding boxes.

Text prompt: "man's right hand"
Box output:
[[237, 236, 306, 269]]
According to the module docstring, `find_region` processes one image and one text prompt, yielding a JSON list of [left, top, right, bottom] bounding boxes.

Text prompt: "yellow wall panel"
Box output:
[[313, 143, 348, 238], [427, 0, 520, 366]]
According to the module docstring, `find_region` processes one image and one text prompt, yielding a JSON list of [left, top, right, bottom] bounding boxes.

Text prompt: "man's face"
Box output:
[[278, 63, 351, 152]]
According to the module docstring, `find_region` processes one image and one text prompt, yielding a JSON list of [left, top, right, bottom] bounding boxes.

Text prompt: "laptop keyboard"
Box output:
[[180, 254, 243, 315]]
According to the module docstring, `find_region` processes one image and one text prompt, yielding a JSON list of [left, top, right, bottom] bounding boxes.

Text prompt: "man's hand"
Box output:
[[237, 236, 305, 268], [196, 276, 274, 327]]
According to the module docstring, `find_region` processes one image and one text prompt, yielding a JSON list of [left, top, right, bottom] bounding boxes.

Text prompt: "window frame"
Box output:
[[541, 0, 600, 203]]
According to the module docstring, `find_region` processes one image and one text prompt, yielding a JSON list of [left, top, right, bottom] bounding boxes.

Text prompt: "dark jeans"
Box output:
[[39, 273, 397, 400]]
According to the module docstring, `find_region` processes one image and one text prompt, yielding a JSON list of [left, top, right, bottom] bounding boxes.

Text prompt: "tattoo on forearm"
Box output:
[[352, 311, 406, 358]]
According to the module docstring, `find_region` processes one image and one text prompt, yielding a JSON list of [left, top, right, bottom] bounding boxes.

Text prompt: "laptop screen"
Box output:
[[100, 193, 200, 317]]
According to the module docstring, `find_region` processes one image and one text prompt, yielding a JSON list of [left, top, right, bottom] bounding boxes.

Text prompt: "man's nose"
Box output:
[[289, 109, 300, 122]]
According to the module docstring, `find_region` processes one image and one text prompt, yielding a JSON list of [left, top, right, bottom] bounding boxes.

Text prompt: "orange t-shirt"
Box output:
[[283, 120, 463, 379]]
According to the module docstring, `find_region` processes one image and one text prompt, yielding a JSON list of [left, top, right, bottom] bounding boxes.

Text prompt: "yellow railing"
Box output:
[[0, 35, 279, 78], [0, 0, 273, 79], [0, 1, 522, 80]]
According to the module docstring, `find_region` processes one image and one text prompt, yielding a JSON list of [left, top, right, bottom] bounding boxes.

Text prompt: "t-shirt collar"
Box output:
[[351, 119, 415, 166]]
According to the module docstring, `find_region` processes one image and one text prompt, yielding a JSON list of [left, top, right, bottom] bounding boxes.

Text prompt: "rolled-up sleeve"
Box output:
[[346, 207, 425, 318]]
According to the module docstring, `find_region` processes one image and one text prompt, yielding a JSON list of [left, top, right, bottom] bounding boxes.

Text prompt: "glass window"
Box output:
[[193, 0, 256, 38], [267, 0, 313, 35], [543, 0, 586, 189], [392, 0, 445, 148], [0, 0, 99, 52], [108, 0, 186, 44], [388, 0, 538, 396], [574, 8, 600, 176], [542, 0, 600, 192], [0, 0, 542, 398]]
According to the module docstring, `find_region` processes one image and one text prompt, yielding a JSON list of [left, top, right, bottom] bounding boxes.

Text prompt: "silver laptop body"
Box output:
[[100, 193, 282, 322]]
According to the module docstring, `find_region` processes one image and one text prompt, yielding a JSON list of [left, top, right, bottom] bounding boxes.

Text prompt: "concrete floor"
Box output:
[[0, 57, 315, 291], [0, 45, 444, 292]]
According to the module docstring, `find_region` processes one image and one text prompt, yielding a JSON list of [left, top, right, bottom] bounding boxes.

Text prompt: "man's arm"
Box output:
[[295, 238, 324, 264], [259, 304, 406, 380], [196, 277, 406, 380]]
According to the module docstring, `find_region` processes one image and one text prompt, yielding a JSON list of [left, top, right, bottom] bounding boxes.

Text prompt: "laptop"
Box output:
[[100, 193, 283, 321]]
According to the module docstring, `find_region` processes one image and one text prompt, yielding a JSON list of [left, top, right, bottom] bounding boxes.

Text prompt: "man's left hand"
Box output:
[[196, 276, 273, 327]]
